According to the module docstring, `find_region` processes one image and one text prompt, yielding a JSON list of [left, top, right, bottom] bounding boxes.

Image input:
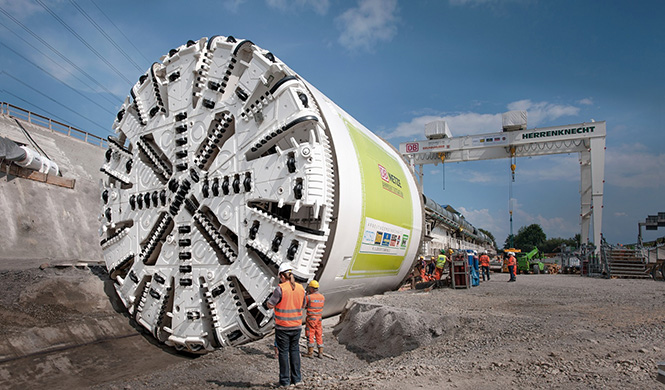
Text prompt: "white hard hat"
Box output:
[[278, 263, 293, 274]]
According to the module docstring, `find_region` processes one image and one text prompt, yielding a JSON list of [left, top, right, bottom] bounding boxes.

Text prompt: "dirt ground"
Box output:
[[1, 266, 664, 390]]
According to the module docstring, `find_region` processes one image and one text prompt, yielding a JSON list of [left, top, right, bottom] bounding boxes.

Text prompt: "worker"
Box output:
[[433, 249, 447, 280], [479, 251, 491, 281], [418, 256, 428, 282], [506, 252, 517, 282], [409, 258, 425, 288], [426, 256, 436, 280], [303, 280, 325, 358], [267, 263, 306, 387]]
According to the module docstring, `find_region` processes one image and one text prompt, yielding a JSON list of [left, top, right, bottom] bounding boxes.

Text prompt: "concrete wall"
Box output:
[[0, 115, 106, 265]]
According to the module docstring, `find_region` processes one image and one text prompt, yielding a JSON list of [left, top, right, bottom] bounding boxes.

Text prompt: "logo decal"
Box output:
[[405, 143, 419, 153]]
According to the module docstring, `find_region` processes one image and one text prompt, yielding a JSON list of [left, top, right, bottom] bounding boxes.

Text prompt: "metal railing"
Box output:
[[1, 102, 107, 148]]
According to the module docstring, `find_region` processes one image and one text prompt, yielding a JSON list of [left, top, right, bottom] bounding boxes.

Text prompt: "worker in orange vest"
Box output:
[[418, 256, 428, 282], [267, 263, 306, 387], [303, 280, 325, 358], [479, 251, 491, 281], [506, 253, 517, 282]]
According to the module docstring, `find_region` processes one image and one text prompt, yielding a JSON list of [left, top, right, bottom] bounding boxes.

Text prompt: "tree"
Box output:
[[503, 234, 515, 250], [540, 237, 567, 253], [513, 224, 546, 252]]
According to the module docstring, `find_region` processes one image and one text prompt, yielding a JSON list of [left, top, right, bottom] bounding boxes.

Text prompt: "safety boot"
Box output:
[[304, 347, 314, 358], [317, 347, 323, 359]]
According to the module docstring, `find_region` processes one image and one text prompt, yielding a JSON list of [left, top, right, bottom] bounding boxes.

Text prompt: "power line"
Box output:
[[35, 0, 134, 85], [90, 0, 151, 66], [0, 41, 116, 116], [68, 0, 143, 72], [0, 5, 124, 102], [0, 19, 119, 107], [4, 71, 113, 135]]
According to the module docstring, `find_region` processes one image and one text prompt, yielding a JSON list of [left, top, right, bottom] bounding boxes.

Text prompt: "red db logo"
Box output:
[[378, 164, 389, 182], [405, 143, 419, 153]]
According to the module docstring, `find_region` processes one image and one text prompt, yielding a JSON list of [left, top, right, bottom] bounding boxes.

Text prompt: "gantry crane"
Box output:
[[399, 112, 606, 255]]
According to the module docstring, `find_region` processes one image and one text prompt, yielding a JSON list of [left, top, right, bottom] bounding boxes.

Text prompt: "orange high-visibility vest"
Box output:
[[274, 281, 305, 330], [507, 255, 516, 267], [479, 254, 490, 267], [305, 292, 325, 321]]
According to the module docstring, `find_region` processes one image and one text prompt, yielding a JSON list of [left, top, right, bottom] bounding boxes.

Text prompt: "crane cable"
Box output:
[[509, 146, 516, 248], [438, 152, 446, 190]]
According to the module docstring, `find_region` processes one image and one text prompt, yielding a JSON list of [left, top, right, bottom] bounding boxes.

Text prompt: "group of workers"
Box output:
[[413, 248, 452, 283], [267, 250, 517, 387], [411, 249, 517, 285], [266, 263, 325, 388]]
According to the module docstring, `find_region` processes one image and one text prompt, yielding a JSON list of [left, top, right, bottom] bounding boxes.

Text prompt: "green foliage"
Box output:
[[503, 223, 580, 253], [513, 224, 546, 252], [503, 234, 515, 249], [540, 237, 578, 253]]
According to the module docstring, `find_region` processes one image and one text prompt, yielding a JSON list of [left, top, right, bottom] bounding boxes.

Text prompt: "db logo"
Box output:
[[405, 143, 419, 153], [378, 164, 389, 182]]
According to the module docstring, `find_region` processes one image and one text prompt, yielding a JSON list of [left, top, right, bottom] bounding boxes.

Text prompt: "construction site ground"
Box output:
[[0, 265, 663, 390]]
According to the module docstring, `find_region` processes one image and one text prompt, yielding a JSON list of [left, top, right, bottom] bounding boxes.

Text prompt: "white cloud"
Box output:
[[384, 112, 501, 140], [579, 98, 593, 105], [605, 143, 665, 188], [336, 0, 398, 51], [512, 199, 578, 239], [265, 0, 330, 14], [223, 0, 247, 12], [506, 99, 579, 126], [614, 212, 628, 217], [458, 194, 581, 246], [384, 99, 580, 140], [517, 155, 580, 182], [0, 0, 43, 19], [457, 206, 504, 241]]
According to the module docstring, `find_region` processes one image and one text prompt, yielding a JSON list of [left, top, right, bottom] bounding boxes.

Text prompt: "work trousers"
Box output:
[[275, 328, 301, 386], [305, 317, 323, 348], [481, 265, 490, 281], [433, 267, 444, 280], [508, 265, 516, 281]]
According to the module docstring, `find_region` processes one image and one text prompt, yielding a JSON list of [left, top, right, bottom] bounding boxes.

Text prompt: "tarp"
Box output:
[[0, 136, 26, 161]]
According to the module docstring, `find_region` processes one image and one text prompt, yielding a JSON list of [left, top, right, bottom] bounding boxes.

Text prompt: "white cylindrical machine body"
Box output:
[[100, 35, 422, 353], [306, 84, 423, 315]]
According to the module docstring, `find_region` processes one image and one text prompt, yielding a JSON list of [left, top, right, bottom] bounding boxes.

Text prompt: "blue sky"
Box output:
[[1, 0, 663, 247]]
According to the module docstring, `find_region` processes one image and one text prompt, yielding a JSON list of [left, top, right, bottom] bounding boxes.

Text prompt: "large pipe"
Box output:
[[16, 146, 59, 175], [0, 136, 59, 175], [100, 36, 423, 353]]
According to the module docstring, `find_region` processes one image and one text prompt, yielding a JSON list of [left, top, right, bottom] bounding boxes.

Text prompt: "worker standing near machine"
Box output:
[[434, 249, 448, 280], [267, 263, 306, 387], [506, 252, 517, 282], [418, 256, 428, 282], [426, 256, 436, 280], [303, 280, 325, 359], [479, 251, 491, 281]]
